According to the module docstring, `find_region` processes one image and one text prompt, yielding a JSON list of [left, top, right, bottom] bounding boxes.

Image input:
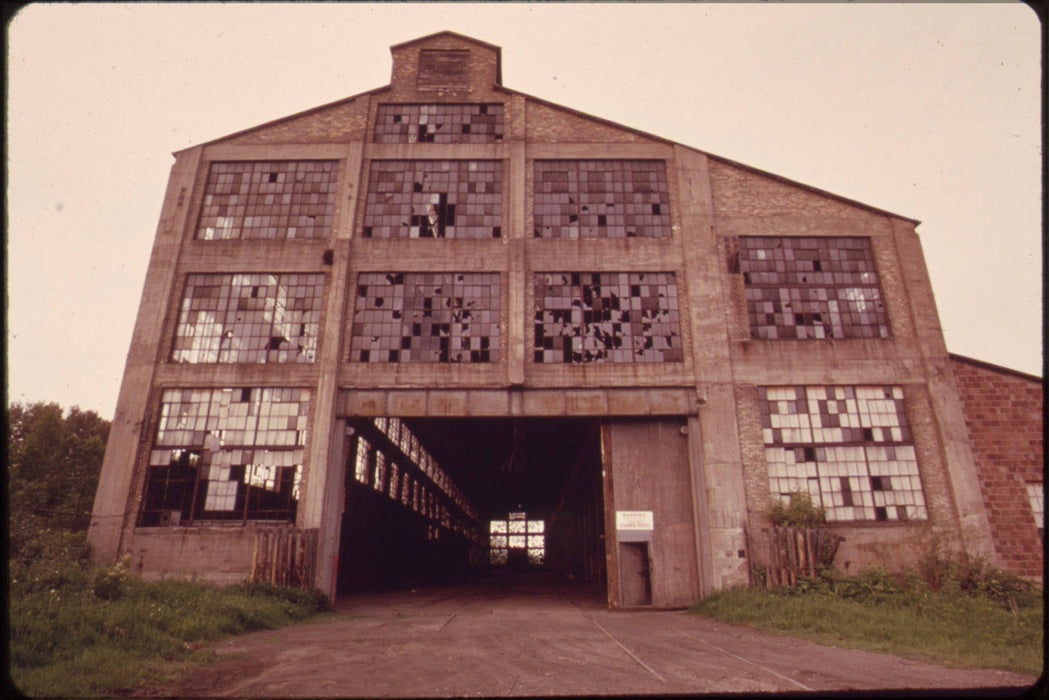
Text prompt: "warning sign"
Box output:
[[615, 510, 654, 531]]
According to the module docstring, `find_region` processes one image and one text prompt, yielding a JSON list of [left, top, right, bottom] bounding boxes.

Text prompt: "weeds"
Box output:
[[689, 546, 1043, 676], [9, 549, 330, 697]]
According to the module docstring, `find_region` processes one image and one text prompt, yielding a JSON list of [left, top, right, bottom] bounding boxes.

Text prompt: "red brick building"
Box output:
[[950, 354, 1043, 580]]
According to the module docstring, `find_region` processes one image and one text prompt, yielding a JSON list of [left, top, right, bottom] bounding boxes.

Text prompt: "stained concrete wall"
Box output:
[[124, 525, 263, 586]]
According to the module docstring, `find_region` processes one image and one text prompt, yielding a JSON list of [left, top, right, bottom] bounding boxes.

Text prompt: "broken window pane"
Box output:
[[375, 104, 504, 144], [349, 272, 500, 363], [760, 385, 926, 522], [534, 272, 682, 363], [533, 160, 671, 239], [172, 273, 324, 364], [196, 161, 337, 240], [140, 387, 310, 525], [739, 237, 890, 339], [362, 160, 502, 239]]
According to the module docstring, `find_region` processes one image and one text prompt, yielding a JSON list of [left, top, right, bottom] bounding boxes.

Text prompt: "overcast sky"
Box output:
[[7, 3, 1042, 419]]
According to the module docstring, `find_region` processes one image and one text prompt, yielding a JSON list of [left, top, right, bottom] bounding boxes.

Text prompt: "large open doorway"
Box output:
[[335, 417, 606, 598]]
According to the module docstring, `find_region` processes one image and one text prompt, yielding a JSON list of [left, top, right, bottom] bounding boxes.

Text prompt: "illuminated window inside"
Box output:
[[196, 161, 337, 240], [534, 272, 682, 363], [375, 104, 504, 143], [533, 160, 671, 239], [345, 418, 479, 543], [362, 160, 502, 239], [1027, 483, 1044, 536], [349, 272, 500, 363], [139, 388, 309, 526], [489, 513, 545, 566], [739, 236, 889, 339], [171, 273, 324, 364], [760, 385, 926, 522]]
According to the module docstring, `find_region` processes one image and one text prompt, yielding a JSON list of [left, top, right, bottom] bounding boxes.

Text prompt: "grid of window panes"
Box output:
[[349, 273, 500, 363], [739, 236, 889, 339], [533, 272, 682, 363], [374, 104, 504, 143], [1027, 483, 1044, 534], [362, 160, 502, 239], [760, 385, 926, 522], [489, 513, 545, 566], [139, 387, 309, 525], [347, 417, 480, 541], [196, 161, 337, 240], [171, 273, 324, 364], [533, 160, 671, 238]]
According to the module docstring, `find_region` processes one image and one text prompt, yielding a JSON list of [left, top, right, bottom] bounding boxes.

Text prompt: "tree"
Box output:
[[8, 401, 110, 532]]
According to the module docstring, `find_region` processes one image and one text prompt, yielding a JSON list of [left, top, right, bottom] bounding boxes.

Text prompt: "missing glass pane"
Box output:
[[375, 104, 504, 144], [533, 272, 682, 363], [172, 273, 324, 364], [197, 161, 337, 240], [533, 161, 671, 239], [760, 385, 926, 522], [739, 237, 890, 339], [363, 160, 502, 239], [349, 272, 500, 363], [140, 387, 310, 526]]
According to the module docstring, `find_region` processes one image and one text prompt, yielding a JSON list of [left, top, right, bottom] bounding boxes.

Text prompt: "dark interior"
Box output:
[[336, 417, 606, 594]]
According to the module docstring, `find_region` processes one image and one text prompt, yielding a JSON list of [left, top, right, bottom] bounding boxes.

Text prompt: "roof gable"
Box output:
[[390, 31, 502, 90]]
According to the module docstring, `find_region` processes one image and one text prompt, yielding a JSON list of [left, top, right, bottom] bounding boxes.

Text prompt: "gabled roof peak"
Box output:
[[390, 30, 502, 53], [390, 31, 502, 86]]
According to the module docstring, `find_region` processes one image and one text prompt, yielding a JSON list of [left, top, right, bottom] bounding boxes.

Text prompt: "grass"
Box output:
[[689, 569, 1044, 677], [9, 556, 330, 697]]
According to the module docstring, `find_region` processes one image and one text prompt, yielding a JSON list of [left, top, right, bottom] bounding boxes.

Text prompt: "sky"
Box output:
[[7, 3, 1042, 419]]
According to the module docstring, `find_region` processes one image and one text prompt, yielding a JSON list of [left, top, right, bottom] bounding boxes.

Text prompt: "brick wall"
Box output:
[[950, 355, 1043, 579]]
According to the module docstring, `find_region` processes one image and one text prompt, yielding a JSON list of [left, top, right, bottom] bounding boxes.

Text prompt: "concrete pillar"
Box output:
[[310, 140, 365, 598], [507, 97, 527, 386], [88, 146, 203, 562], [891, 219, 997, 561]]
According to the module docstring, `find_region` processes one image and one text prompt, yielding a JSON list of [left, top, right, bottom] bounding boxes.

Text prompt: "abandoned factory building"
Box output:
[[88, 32, 1041, 608]]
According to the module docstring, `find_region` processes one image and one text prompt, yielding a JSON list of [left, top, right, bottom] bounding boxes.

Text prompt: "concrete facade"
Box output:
[[89, 32, 1000, 607]]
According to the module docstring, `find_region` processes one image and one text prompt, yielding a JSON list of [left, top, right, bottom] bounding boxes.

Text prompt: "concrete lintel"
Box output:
[[336, 387, 694, 417]]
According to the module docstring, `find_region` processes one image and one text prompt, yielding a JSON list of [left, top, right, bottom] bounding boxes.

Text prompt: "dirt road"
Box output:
[[154, 576, 1039, 697]]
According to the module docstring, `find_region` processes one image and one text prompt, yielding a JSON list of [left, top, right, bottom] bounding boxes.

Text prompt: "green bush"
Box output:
[[767, 492, 827, 528]]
